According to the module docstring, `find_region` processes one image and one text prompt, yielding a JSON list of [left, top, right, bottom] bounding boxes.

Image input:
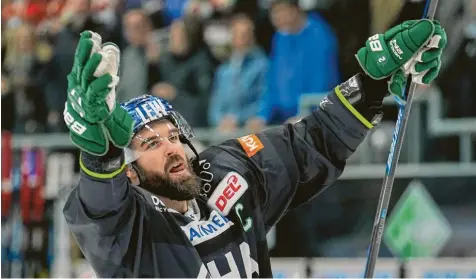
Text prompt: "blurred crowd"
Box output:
[[1, 0, 475, 136]]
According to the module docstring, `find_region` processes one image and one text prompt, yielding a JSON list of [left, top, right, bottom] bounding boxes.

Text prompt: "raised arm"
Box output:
[[198, 19, 447, 229], [61, 31, 139, 276], [199, 73, 381, 229]]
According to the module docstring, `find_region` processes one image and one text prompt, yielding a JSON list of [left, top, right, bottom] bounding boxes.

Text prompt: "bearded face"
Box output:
[[127, 120, 201, 201], [133, 154, 201, 201]]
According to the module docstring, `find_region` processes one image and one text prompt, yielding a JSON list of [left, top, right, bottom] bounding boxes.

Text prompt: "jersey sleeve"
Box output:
[[198, 74, 383, 230], [62, 146, 139, 277]]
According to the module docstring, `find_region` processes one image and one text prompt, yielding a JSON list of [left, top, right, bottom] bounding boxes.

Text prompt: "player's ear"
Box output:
[[126, 164, 140, 185]]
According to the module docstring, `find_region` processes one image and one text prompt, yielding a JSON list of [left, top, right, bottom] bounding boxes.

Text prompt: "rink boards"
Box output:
[[270, 257, 476, 278], [71, 257, 476, 278]]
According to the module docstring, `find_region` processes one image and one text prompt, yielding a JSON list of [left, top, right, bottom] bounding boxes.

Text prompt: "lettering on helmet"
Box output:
[[237, 135, 264, 157], [181, 210, 234, 246], [208, 172, 248, 215], [135, 99, 169, 125]]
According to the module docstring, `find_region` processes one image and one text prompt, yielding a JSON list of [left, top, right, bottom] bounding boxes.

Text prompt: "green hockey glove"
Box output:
[[64, 101, 110, 155], [388, 21, 447, 103], [65, 31, 133, 155], [356, 19, 437, 80]]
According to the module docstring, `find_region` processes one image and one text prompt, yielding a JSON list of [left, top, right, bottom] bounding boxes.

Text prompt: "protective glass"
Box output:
[[124, 111, 194, 164]]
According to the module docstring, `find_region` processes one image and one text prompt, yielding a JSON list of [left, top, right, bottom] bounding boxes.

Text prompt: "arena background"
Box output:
[[1, 0, 475, 277]]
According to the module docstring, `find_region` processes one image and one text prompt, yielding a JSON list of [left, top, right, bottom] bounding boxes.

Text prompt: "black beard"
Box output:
[[134, 155, 201, 201]]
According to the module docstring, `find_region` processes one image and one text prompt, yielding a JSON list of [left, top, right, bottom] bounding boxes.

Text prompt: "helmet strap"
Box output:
[[128, 162, 145, 186], [184, 139, 200, 160]]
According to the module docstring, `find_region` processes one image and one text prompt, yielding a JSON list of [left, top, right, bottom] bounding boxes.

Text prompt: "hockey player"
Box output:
[[63, 19, 446, 277]]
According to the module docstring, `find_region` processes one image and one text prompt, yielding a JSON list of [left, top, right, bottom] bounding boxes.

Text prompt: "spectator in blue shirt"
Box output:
[[247, 0, 340, 131], [209, 14, 268, 132], [162, 0, 189, 24]]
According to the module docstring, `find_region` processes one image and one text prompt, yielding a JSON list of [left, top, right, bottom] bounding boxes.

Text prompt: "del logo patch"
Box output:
[[208, 172, 248, 215], [238, 134, 264, 157]]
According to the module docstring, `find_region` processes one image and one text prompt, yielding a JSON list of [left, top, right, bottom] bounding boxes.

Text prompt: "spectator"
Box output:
[[2, 23, 49, 133], [208, 14, 268, 132], [41, 0, 108, 132], [2, 29, 15, 133], [150, 15, 214, 127], [117, 9, 155, 102], [91, 0, 124, 49], [317, 0, 371, 82], [162, 0, 189, 24], [246, 0, 340, 131]]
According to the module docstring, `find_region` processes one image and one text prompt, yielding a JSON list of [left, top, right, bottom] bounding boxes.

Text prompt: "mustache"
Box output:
[[164, 154, 185, 171]]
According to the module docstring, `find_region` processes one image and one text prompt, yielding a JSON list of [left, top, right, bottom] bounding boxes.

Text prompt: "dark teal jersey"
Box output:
[[63, 74, 379, 278]]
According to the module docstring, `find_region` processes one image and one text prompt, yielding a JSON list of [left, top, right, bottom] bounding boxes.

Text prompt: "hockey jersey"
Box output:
[[63, 75, 375, 278]]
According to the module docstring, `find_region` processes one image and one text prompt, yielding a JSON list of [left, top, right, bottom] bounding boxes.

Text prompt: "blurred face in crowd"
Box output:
[[231, 15, 255, 52], [270, 2, 302, 33], [76, 0, 90, 15], [128, 120, 201, 201], [169, 20, 189, 55], [63, 0, 90, 30], [123, 10, 151, 47], [64, 0, 89, 18], [16, 25, 35, 53]]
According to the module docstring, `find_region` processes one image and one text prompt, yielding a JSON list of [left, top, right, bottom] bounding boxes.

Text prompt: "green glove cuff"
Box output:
[[103, 104, 134, 148], [70, 127, 109, 156], [65, 102, 110, 156]]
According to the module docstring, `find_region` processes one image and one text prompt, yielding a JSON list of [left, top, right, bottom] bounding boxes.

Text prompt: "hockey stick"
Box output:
[[363, 0, 440, 277]]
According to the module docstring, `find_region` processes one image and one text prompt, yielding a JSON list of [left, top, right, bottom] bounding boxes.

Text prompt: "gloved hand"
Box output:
[[356, 19, 447, 103], [64, 31, 133, 156], [388, 21, 447, 103]]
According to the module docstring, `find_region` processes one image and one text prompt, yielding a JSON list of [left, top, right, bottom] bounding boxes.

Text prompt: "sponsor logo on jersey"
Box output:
[[238, 134, 264, 157], [198, 159, 214, 199], [201, 241, 259, 278], [208, 172, 248, 215], [150, 195, 167, 212], [181, 210, 234, 246]]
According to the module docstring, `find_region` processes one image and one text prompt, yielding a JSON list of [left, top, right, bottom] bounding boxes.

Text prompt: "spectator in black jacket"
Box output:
[[150, 16, 214, 127], [41, 0, 108, 132]]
